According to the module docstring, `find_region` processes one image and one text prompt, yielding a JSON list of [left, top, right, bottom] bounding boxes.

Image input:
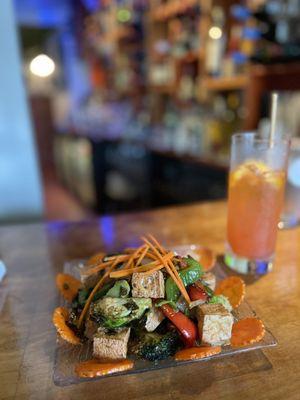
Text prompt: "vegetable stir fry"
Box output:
[[53, 235, 265, 378]]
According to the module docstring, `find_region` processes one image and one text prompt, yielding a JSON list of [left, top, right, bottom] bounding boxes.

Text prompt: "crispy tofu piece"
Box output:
[[131, 271, 164, 298], [196, 303, 233, 346], [201, 272, 216, 291], [145, 306, 165, 332], [93, 328, 131, 360], [78, 265, 101, 289]]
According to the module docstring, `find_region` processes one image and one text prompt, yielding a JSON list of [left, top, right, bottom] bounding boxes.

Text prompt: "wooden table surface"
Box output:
[[0, 201, 299, 400]]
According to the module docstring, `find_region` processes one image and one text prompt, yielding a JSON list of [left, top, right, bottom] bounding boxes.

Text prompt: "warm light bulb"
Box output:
[[117, 8, 131, 23], [29, 54, 55, 78], [208, 26, 222, 40]]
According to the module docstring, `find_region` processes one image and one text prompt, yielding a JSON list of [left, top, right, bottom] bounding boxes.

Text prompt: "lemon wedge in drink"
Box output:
[[264, 170, 284, 190], [231, 160, 283, 189]]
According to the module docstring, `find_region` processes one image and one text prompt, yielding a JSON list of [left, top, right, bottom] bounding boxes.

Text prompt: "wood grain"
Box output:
[[0, 201, 299, 400]]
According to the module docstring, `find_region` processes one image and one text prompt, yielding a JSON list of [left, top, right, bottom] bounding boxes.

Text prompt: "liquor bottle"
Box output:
[[205, 6, 226, 76]]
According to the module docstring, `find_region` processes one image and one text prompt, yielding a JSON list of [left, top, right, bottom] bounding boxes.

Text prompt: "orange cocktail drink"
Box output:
[[227, 162, 285, 259], [226, 133, 289, 274]]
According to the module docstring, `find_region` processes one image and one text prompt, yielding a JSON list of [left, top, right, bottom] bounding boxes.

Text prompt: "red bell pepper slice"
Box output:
[[160, 304, 197, 347], [188, 284, 208, 302]]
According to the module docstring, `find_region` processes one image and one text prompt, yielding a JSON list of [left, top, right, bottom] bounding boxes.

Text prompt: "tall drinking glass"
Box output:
[[281, 138, 300, 228], [225, 132, 290, 275]]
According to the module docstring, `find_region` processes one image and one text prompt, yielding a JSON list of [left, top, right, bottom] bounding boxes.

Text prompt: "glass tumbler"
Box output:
[[281, 137, 300, 228], [225, 132, 290, 275]]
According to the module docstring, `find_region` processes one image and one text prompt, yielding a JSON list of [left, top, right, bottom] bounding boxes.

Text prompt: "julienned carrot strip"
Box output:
[[143, 252, 173, 268], [124, 248, 136, 253], [148, 234, 191, 304], [168, 258, 191, 302], [144, 254, 156, 262], [109, 252, 174, 278], [84, 255, 129, 276], [77, 256, 122, 328], [123, 245, 145, 269], [164, 255, 191, 304], [142, 237, 173, 271], [143, 262, 166, 275], [142, 237, 187, 299], [82, 260, 113, 276], [125, 247, 160, 261], [110, 265, 158, 278], [142, 251, 173, 268], [143, 236, 191, 304], [110, 264, 155, 278], [148, 234, 167, 253], [167, 265, 190, 304], [130, 245, 147, 268], [136, 245, 149, 266], [104, 254, 130, 261]]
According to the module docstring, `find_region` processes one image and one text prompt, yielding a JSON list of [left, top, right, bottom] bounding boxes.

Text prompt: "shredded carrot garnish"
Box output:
[[136, 245, 149, 266], [168, 257, 190, 298], [104, 254, 130, 261], [144, 251, 157, 261], [77, 256, 122, 328], [77, 235, 190, 329], [82, 260, 113, 276], [142, 252, 173, 268], [109, 252, 173, 278], [142, 236, 191, 304], [123, 245, 145, 270], [166, 265, 190, 304], [147, 234, 191, 300], [124, 248, 136, 253], [83, 255, 130, 277], [109, 264, 163, 279], [143, 238, 184, 294], [148, 234, 167, 253], [144, 262, 167, 275]]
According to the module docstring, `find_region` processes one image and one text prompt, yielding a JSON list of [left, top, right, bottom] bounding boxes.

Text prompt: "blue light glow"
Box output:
[[98, 217, 115, 249], [14, 0, 72, 27], [82, 0, 100, 12]]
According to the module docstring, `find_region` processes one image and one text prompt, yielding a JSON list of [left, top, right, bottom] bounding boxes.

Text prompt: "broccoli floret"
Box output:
[[139, 331, 181, 361]]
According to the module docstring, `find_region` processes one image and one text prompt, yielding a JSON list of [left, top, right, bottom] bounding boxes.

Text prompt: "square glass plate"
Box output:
[[0, 261, 8, 314], [53, 244, 277, 386], [0, 281, 8, 315]]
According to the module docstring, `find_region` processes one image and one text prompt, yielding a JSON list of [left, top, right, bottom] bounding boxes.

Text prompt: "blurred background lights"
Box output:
[[29, 54, 55, 77], [117, 8, 131, 23], [208, 26, 222, 40]]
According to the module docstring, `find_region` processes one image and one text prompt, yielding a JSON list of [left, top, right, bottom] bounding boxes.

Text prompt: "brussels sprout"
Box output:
[[92, 297, 152, 328]]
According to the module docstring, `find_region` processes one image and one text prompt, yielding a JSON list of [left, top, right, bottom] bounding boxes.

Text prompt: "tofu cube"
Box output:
[[78, 265, 101, 289], [197, 304, 233, 346], [131, 271, 164, 298], [93, 328, 131, 360], [145, 306, 165, 332], [201, 272, 216, 291]]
